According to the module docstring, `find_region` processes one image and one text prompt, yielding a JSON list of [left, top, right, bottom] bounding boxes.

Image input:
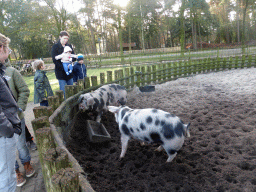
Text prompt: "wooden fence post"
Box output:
[[107, 71, 112, 83], [31, 116, 50, 132], [241, 55, 245, 68], [130, 67, 134, 87], [222, 58, 227, 70], [235, 56, 239, 69], [119, 69, 124, 85], [100, 73, 105, 85], [65, 85, 78, 100], [248, 55, 252, 68], [114, 70, 119, 81], [55, 90, 64, 105], [84, 77, 91, 89], [147, 66, 152, 84], [43, 147, 70, 190], [33, 106, 53, 118], [48, 95, 60, 111], [141, 66, 145, 86], [229, 57, 233, 70], [125, 68, 130, 88], [91, 76, 98, 87], [52, 168, 79, 192], [77, 79, 84, 91]]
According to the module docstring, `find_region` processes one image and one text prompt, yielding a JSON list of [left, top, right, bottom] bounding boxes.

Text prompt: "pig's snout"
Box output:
[[79, 103, 86, 111]]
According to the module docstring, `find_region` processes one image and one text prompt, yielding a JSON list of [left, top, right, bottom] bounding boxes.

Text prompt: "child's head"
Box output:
[[33, 59, 44, 70], [64, 46, 72, 54], [77, 54, 84, 64]]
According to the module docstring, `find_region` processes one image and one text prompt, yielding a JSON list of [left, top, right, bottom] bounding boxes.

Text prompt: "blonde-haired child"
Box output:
[[33, 60, 53, 106]]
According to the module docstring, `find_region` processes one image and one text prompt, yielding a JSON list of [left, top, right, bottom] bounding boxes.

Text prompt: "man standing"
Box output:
[[51, 31, 76, 97], [0, 33, 22, 192]]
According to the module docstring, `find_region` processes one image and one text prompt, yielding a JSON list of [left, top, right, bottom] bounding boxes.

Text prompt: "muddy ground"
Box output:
[[67, 68, 256, 192]]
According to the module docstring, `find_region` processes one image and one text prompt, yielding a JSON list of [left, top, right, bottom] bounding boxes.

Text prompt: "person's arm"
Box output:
[[13, 69, 30, 111], [55, 53, 64, 60], [70, 54, 78, 59], [51, 44, 61, 64]]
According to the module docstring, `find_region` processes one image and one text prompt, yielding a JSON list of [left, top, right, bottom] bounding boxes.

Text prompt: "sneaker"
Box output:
[[16, 169, 26, 187], [24, 162, 35, 177], [66, 72, 69, 75], [27, 140, 37, 151]]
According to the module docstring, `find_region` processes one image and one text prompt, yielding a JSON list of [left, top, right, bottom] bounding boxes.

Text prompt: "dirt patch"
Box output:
[[67, 68, 256, 192]]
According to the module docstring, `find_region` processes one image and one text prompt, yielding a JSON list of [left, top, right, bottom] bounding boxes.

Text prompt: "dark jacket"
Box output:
[[51, 40, 76, 80], [73, 62, 87, 82], [0, 63, 21, 138], [34, 70, 54, 104]]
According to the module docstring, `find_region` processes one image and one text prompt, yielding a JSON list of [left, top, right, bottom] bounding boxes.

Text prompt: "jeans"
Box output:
[[15, 118, 31, 170], [62, 63, 73, 75], [0, 134, 18, 192], [58, 78, 73, 98], [40, 100, 49, 106]]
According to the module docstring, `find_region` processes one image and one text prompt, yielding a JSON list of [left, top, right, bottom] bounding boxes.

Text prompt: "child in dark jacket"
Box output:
[[33, 60, 54, 106], [73, 54, 87, 83]]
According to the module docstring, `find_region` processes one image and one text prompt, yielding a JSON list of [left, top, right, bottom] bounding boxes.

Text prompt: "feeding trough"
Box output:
[[86, 120, 111, 143], [139, 85, 155, 92]]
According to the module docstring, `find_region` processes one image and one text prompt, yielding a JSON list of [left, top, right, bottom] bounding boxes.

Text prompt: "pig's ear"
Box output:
[[87, 97, 94, 105], [108, 106, 119, 114]]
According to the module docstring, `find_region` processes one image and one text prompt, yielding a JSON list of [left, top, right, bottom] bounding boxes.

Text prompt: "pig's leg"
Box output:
[[119, 135, 130, 159], [155, 145, 164, 152], [96, 111, 103, 122], [165, 148, 177, 163]]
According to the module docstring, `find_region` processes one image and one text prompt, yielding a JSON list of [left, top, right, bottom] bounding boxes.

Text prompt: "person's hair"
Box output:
[[59, 31, 70, 37], [33, 59, 44, 70], [0, 33, 11, 52]]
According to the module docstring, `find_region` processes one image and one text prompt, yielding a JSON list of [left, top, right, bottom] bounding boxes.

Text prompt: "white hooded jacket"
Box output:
[[55, 46, 78, 63]]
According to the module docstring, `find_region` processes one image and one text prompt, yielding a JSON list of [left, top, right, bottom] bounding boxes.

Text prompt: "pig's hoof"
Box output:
[[118, 157, 123, 162]]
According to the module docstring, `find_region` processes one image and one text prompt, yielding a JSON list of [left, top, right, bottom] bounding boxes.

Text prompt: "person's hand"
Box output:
[[13, 122, 22, 136]]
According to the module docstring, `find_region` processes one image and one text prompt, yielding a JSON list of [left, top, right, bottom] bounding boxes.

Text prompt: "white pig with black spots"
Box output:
[[108, 105, 190, 163], [79, 84, 127, 122]]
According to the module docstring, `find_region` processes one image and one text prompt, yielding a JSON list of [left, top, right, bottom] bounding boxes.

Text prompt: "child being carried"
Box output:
[[55, 46, 78, 75]]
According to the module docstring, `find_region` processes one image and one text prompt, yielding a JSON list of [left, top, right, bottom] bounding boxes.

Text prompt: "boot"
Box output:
[[16, 169, 26, 187], [24, 161, 35, 177]]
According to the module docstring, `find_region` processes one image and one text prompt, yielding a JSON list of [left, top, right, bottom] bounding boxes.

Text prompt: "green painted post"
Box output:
[[152, 65, 156, 83], [241, 55, 245, 68], [141, 66, 145, 86], [235, 56, 239, 69], [107, 71, 112, 83], [223, 58, 226, 70], [248, 55, 252, 68], [216, 57, 220, 71], [125, 68, 130, 88], [114, 70, 119, 81], [229, 57, 233, 70], [172, 62, 177, 79], [147, 66, 152, 84], [119, 69, 124, 86], [130, 67, 134, 87], [91, 76, 98, 87]]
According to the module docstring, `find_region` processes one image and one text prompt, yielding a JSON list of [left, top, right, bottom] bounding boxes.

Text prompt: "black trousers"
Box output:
[[25, 124, 33, 142]]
